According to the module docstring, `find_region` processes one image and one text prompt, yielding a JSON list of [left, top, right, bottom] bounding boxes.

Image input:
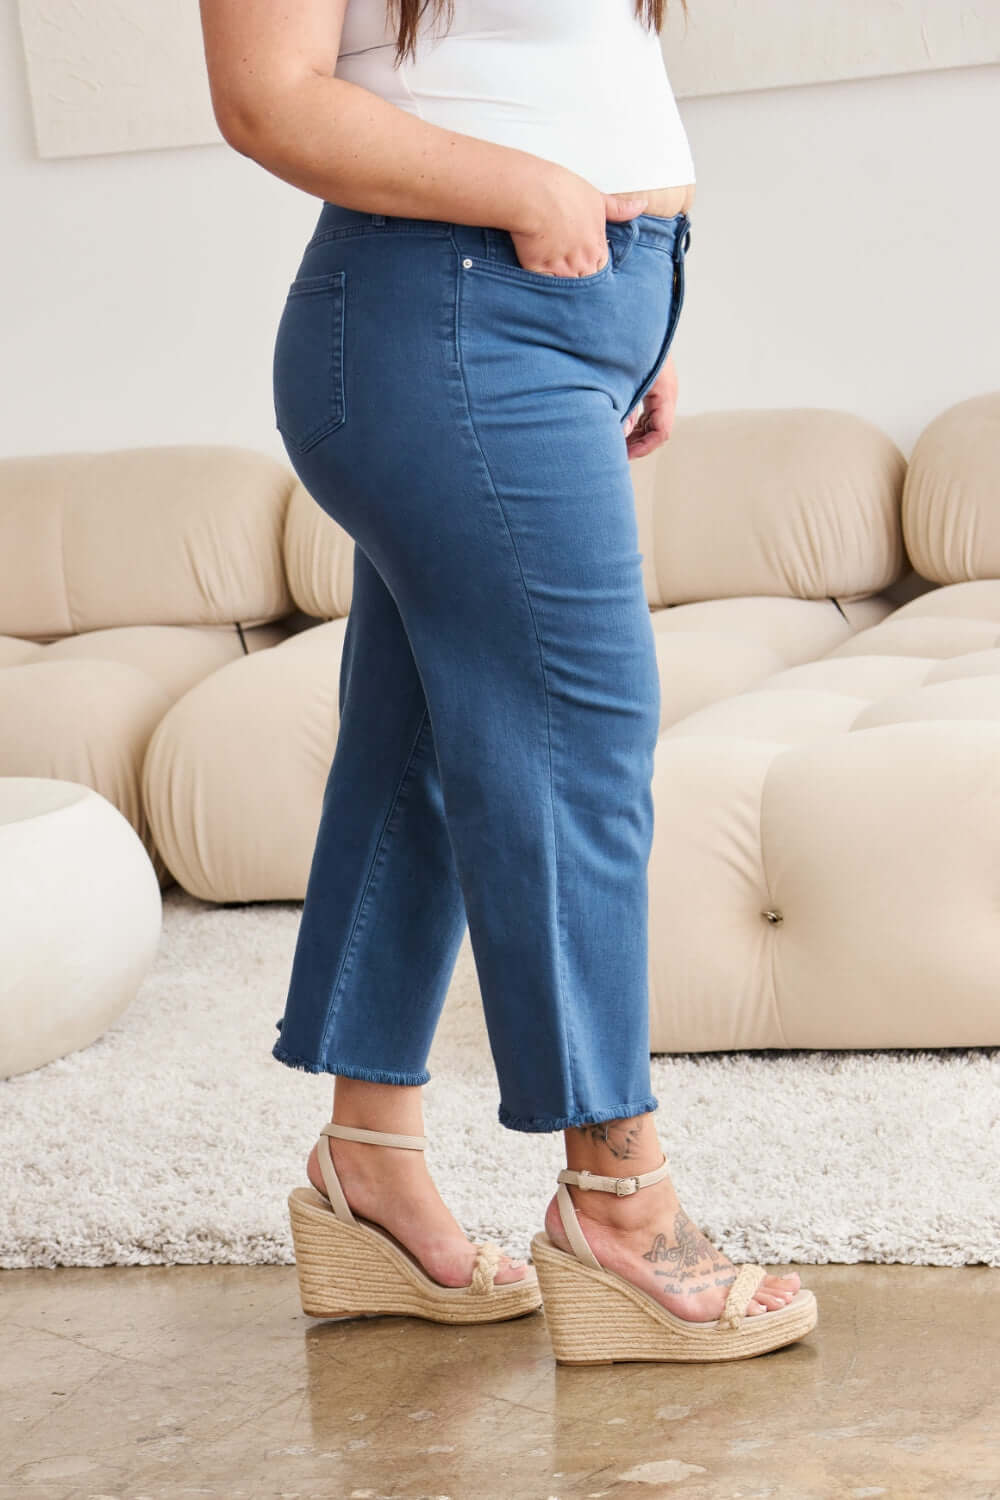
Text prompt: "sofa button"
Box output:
[[763, 909, 783, 925]]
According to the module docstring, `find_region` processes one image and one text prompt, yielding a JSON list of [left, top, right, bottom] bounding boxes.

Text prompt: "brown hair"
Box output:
[[387, 1, 687, 68]]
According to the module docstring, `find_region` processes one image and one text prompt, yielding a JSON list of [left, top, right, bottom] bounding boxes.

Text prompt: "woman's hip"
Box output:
[[271, 201, 690, 530]]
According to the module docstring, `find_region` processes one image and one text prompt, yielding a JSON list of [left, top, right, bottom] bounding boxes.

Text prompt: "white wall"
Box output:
[[2, 0, 997, 464], [663, 0, 1000, 98], [675, 60, 1000, 452]]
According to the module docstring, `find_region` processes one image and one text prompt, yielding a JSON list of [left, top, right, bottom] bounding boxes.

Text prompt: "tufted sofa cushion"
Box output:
[[282, 480, 356, 621], [0, 627, 290, 881], [649, 713, 1000, 1052], [648, 592, 894, 729], [644, 390, 1000, 1053], [0, 445, 296, 639], [629, 407, 907, 607], [902, 392, 1000, 584], [143, 620, 347, 901], [0, 446, 301, 878]]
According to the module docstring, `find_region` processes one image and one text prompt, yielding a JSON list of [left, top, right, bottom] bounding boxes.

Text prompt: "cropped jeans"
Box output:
[[270, 199, 691, 1132]]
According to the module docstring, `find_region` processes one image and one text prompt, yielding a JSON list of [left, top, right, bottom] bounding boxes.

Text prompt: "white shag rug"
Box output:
[[2, 887, 998, 1270]]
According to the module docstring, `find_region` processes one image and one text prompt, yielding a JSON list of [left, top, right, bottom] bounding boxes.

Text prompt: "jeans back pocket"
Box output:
[[273, 270, 346, 453]]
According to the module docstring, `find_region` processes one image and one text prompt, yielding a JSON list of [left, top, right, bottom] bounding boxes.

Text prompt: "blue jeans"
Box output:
[[270, 200, 691, 1132]]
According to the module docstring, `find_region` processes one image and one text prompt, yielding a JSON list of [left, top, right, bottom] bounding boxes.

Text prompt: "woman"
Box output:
[[200, 0, 817, 1363]]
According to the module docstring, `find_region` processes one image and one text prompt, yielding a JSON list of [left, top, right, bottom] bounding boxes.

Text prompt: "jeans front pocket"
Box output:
[[461, 235, 617, 290], [465, 252, 614, 289], [273, 270, 347, 453]]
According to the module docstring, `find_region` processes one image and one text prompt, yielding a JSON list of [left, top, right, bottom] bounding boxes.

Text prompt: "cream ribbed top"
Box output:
[[334, 0, 695, 194]]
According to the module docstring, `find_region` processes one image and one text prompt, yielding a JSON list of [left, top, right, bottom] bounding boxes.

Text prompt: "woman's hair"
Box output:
[[387, 1, 687, 68]]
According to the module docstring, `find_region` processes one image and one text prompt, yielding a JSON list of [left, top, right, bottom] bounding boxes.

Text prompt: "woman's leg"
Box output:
[[304, 1077, 528, 1286], [276, 542, 526, 1283], [545, 1114, 802, 1320], [273, 205, 801, 1315], [272, 209, 668, 1130], [273, 541, 468, 1079]]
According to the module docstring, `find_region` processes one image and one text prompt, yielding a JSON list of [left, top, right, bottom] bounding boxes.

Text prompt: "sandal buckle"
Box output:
[[614, 1175, 641, 1196]]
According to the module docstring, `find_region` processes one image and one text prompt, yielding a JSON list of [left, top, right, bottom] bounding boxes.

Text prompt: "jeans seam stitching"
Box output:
[[306, 224, 452, 246], [276, 272, 347, 452], [317, 705, 432, 1059], [449, 232, 578, 1117]]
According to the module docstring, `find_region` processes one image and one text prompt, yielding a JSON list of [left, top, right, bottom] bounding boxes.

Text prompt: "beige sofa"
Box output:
[[0, 446, 299, 884], [7, 396, 987, 1051], [647, 393, 1000, 1050]]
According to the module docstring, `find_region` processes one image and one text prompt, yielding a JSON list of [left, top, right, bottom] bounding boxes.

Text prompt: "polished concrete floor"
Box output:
[[2, 1260, 997, 1500]]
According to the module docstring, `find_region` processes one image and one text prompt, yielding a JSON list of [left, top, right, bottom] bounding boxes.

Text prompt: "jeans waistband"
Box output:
[[312, 201, 691, 259]]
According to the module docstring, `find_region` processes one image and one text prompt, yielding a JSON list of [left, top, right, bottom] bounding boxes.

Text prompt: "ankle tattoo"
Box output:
[[573, 1117, 644, 1160]]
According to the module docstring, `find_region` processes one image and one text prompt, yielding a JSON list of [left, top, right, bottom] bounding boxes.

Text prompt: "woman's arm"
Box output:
[[200, 0, 562, 237], [624, 355, 678, 460]]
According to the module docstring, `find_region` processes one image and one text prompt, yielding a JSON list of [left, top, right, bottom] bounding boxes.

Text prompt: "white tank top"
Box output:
[[334, 0, 696, 194]]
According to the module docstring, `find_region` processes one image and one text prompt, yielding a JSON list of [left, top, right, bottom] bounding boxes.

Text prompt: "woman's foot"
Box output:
[[546, 1120, 801, 1324], [307, 1135, 529, 1288]]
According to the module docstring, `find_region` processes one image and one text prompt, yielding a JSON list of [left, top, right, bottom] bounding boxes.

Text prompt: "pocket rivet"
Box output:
[[462, 258, 473, 269]]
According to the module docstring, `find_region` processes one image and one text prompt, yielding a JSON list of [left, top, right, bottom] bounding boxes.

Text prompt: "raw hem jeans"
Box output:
[[270, 202, 691, 1134]]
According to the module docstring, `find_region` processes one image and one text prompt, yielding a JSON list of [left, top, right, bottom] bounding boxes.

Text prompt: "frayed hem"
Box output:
[[270, 1044, 430, 1087], [497, 1095, 660, 1134]]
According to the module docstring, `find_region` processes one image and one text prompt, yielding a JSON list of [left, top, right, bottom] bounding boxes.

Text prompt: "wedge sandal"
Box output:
[[287, 1121, 542, 1324], [530, 1154, 818, 1364]]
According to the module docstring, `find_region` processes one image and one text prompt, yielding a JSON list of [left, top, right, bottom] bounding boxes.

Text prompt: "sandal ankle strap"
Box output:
[[321, 1122, 427, 1151], [314, 1122, 426, 1225], [554, 1154, 671, 1270], [557, 1154, 670, 1197]]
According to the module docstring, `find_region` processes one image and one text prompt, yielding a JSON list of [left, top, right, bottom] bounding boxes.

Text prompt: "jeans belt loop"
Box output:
[[612, 217, 638, 271]]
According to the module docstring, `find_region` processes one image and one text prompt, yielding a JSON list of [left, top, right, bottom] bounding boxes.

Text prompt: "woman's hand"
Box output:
[[623, 354, 678, 461], [509, 167, 648, 278]]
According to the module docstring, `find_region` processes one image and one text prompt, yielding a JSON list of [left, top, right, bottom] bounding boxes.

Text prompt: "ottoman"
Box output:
[[0, 778, 162, 1078]]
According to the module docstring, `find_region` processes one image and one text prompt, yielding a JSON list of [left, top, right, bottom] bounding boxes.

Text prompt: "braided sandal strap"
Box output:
[[718, 1263, 767, 1331], [468, 1241, 504, 1295]]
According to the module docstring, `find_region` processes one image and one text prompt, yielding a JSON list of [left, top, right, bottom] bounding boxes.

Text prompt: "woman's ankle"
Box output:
[[330, 1076, 425, 1137], [559, 1113, 673, 1231], [567, 1177, 679, 1232], [564, 1112, 664, 1175]]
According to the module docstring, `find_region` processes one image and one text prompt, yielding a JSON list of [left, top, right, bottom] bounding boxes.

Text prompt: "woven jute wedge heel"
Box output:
[[288, 1121, 542, 1324], [531, 1153, 818, 1364]]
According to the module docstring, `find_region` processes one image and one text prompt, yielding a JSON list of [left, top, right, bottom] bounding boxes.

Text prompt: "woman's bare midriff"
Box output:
[[616, 183, 695, 218]]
